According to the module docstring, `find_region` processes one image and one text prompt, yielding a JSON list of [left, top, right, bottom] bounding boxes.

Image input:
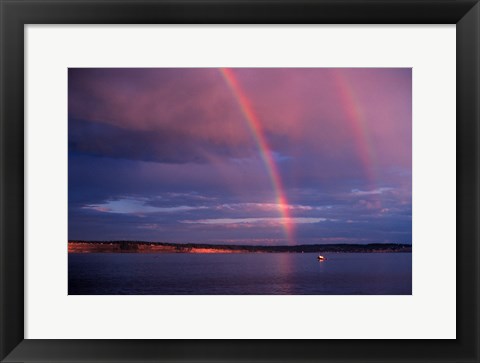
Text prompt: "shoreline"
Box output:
[[68, 241, 412, 254]]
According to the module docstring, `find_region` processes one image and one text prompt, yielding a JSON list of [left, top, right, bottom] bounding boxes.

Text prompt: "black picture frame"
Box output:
[[1, 1, 479, 362]]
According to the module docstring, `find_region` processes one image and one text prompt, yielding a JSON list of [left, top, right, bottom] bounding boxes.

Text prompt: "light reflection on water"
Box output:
[[68, 252, 412, 295]]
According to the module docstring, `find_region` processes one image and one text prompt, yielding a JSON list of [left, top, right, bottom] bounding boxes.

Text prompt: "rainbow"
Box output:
[[331, 70, 377, 186], [219, 68, 295, 245]]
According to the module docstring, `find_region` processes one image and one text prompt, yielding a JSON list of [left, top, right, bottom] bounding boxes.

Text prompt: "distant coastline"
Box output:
[[68, 240, 412, 254]]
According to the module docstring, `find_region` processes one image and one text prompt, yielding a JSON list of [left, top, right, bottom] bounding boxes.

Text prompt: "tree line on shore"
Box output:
[[68, 240, 412, 253]]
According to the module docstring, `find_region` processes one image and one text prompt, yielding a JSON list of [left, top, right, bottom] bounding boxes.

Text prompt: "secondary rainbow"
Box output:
[[219, 68, 295, 245], [331, 70, 377, 186]]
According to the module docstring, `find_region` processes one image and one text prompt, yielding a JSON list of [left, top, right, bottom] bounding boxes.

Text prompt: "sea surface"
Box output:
[[68, 252, 411, 295]]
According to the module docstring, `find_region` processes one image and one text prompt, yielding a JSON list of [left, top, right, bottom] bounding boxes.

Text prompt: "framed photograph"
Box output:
[[1, 0, 478, 362], [67, 66, 413, 296]]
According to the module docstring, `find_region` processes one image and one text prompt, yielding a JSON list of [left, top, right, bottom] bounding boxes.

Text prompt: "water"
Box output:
[[68, 252, 412, 295]]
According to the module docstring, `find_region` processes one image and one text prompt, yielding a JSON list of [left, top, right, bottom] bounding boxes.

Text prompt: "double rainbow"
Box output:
[[219, 68, 378, 244]]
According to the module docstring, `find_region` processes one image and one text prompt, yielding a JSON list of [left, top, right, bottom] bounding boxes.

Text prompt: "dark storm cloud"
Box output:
[[69, 119, 255, 163]]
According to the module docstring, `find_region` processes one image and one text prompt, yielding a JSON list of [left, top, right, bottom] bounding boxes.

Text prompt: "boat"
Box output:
[[317, 255, 327, 261]]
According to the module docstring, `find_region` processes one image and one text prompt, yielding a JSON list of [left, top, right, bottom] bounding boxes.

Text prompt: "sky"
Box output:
[[68, 68, 412, 245]]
